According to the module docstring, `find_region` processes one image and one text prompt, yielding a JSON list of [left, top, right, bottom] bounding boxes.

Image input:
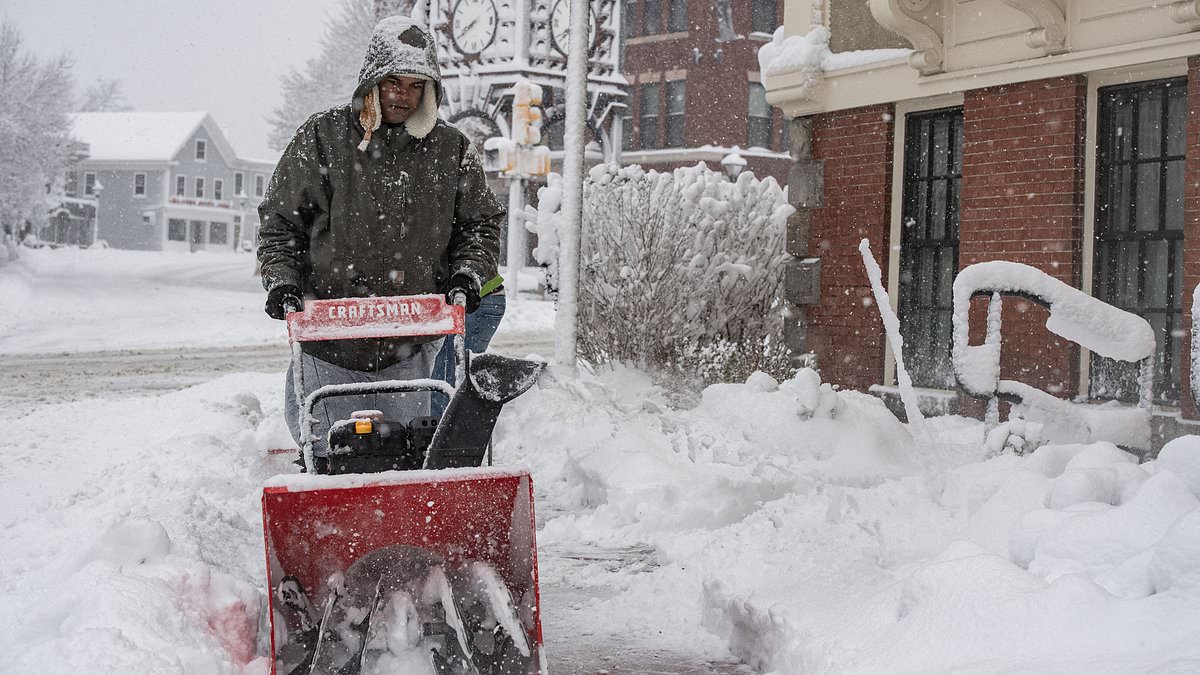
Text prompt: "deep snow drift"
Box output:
[[3, 248, 1200, 674]]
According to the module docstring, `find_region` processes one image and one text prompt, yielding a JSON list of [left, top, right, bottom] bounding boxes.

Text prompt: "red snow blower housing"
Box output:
[[262, 295, 546, 675]]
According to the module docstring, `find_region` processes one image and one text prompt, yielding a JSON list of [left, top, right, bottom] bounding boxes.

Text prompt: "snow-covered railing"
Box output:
[[952, 261, 1155, 451]]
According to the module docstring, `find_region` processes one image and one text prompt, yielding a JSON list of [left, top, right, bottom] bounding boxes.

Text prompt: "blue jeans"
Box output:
[[431, 293, 506, 417]]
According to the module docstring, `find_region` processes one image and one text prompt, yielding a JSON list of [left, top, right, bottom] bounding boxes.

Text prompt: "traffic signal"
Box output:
[[511, 80, 544, 146]]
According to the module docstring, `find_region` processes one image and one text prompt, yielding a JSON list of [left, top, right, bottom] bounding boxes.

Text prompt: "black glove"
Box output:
[[445, 273, 481, 314], [265, 285, 303, 320]]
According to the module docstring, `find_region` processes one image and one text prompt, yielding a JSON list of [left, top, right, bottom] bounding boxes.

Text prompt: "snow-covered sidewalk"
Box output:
[[3, 248, 1200, 674]]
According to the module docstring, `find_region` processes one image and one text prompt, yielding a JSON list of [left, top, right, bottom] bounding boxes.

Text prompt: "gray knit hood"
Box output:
[[353, 16, 443, 141]]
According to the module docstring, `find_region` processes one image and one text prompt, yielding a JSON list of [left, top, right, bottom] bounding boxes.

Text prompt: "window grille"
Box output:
[[1092, 78, 1188, 404], [898, 107, 963, 389]]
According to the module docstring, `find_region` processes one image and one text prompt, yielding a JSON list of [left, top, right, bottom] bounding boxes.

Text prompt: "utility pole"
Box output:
[[555, 0, 589, 370]]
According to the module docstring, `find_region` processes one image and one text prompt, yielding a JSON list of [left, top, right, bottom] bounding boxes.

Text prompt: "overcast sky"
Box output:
[[1, 0, 340, 160]]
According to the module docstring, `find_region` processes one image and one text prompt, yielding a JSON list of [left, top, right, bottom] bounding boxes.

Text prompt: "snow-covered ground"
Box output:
[[3, 247, 1200, 674]]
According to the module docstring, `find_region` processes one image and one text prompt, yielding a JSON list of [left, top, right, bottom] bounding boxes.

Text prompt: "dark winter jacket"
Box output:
[[257, 16, 504, 371]]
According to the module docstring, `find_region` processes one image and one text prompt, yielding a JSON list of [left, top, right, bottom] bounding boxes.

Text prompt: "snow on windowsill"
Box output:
[[757, 25, 911, 83]]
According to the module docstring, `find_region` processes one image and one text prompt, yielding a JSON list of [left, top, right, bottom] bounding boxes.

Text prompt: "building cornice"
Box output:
[[768, 30, 1199, 118], [996, 0, 1067, 53], [769, 0, 1200, 118], [1172, 1, 1200, 25], [868, 0, 945, 74]]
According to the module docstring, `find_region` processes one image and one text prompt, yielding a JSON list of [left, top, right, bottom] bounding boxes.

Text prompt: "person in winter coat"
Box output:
[[257, 15, 504, 462]]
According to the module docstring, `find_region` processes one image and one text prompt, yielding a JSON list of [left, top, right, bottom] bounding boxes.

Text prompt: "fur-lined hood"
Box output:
[[353, 16, 442, 142]]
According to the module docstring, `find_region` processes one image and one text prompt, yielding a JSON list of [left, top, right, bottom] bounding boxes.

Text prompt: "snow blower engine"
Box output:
[[321, 412, 439, 475]]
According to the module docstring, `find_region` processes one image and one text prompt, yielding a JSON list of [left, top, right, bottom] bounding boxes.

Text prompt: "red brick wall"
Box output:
[[1181, 56, 1200, 418], [808, 104, 894, 390], [959, 76, 1088, 396]]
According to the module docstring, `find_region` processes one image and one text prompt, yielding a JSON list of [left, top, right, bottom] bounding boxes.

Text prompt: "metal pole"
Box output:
[[555, 0, 588, 370], [610, 115, 623, 165], [506, 176, 524, 306]]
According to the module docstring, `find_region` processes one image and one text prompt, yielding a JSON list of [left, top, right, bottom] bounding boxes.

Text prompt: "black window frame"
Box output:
[[167, 218, 187, 242], [898, 106, 963, 390], [642, 0, 662, 35], [665, 80, 685, 148], [639, 82, 660, 150], [1091, 77, 1188, 405], [747, 82, 773, 149], [667, 0, 687, 32], [209, 221, 228, 245], [622, 0, 638, 38], [751, 0, 777, 34]]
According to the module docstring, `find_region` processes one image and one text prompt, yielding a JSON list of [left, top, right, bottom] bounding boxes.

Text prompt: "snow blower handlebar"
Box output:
[[285, 294, 467, 474]]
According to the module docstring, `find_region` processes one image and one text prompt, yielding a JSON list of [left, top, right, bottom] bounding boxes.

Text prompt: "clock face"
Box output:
[[551, 0, 594, 56], [451, 0, 498, 55]]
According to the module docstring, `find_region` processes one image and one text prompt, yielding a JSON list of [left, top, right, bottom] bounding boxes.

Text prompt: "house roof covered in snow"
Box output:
[[70, 112, 239, 165]]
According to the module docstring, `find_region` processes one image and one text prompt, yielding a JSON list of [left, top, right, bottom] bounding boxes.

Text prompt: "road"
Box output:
[[0, 340, 751, 674]]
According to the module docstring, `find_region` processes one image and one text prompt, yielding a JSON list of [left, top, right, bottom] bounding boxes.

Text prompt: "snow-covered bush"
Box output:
[[575, 162, 794, 387], [526, 173, 563, 293]]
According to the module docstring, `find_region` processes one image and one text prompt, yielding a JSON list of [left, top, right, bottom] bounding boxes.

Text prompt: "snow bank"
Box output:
[[0, 373, 287, 674], [496, 366, 1200, 674], [0, 246, 38, 333], [1154, 435, 1200, 498]]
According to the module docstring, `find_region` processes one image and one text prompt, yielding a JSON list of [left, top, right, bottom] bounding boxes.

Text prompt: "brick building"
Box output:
[[764, 0, 1200, 443], [618, 0, 791, 182]]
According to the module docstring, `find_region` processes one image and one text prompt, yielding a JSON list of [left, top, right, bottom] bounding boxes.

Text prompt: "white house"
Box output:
[[66, 112, 275, 252]]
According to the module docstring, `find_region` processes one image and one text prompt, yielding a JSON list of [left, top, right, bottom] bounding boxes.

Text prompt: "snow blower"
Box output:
[[261, 294, 546, 675]]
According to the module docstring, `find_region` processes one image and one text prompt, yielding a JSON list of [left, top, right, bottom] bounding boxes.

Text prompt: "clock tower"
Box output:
[[375, 0, 627, 165]]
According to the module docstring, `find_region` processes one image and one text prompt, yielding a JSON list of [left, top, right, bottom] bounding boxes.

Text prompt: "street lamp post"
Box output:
[[720, 151, 747, 181]]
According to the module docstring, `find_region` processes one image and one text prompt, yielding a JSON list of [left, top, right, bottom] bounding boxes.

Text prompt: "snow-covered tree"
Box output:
[[267, 0, 376, 151], [77, 77, 131, 112], [0, 23, 74, 239], [575, 162, 794, 387]]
